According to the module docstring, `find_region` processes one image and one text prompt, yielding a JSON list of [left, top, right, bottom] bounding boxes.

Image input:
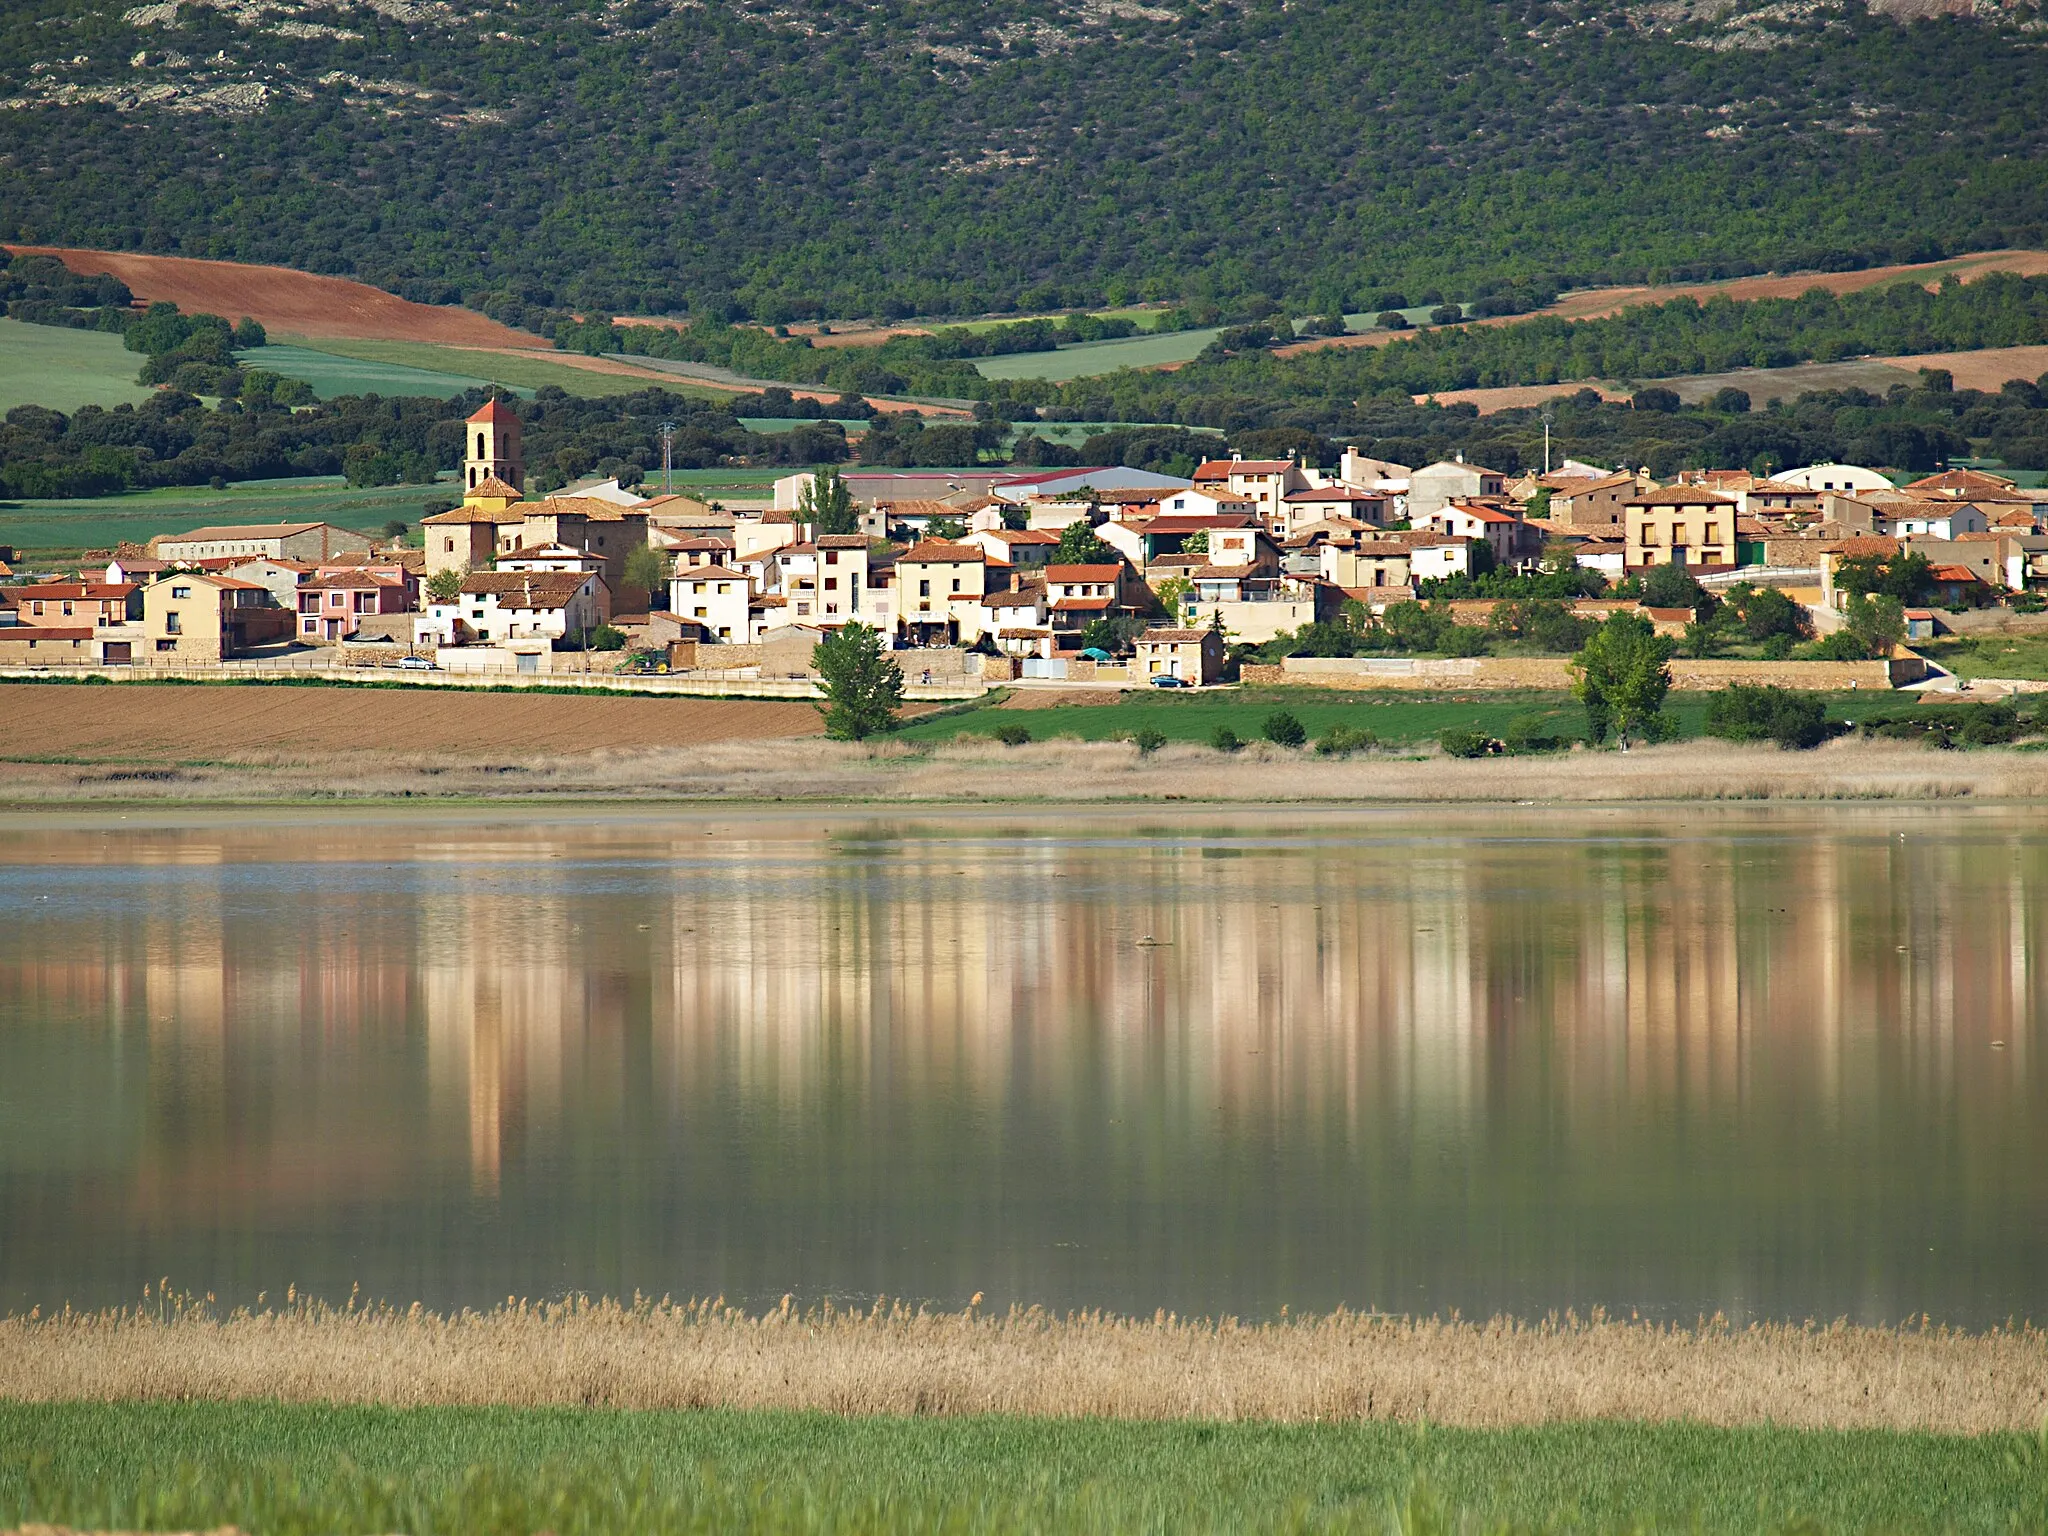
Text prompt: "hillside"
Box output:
[[1, 0, 2046, 325]]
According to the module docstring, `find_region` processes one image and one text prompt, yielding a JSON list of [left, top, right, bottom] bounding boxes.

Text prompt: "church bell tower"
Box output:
[[464, 397, 523, 492]]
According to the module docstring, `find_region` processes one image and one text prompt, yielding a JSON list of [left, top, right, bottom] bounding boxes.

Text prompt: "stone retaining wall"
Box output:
[[1249, 655, 1913, 691]]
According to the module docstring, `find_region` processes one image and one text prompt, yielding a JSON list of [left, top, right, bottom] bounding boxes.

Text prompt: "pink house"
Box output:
[[297, 571, 412, 641]]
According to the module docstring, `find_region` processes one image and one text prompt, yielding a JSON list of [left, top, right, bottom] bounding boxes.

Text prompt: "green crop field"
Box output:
[[1011, 420, 1224, 449], [1914, 634, 2048, 682], [1, 1401, 2040, 1534], [901, 687, 1879, 748], [0, 477, 447, 562], [975, 326, 1225, 381], [738, 416, 870, 435], [0, 319, 155, 415], [271, 337, 730, 400], [245, 343, 520, 402]]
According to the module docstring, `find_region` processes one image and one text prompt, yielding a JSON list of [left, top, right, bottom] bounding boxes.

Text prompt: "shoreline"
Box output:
[[3, 735, 2048, 808]]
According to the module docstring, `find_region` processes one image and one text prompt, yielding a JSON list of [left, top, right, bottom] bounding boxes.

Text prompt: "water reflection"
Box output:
[[0, 808, 2042, 1323]]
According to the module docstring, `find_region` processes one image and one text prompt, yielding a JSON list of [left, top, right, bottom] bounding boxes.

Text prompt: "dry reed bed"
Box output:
[[3, 737, 2047, 805], [4, 1298, 2045, 1432]]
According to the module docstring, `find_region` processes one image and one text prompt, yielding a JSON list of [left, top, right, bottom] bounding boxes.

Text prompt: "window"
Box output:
[[172, 585, 191, 599], [824, 577, 838, 591], [919, 579, 931, 596], [330, 592, 345, 607], [164, 613, 181, 634], [29, 601, 41, 616], [61, 601, 73, 617], [156, 638, 176, 652], [950, 578, 960, 593]]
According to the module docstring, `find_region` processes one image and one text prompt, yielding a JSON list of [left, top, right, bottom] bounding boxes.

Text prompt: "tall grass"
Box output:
[[3, 1294, 2044, 1433]]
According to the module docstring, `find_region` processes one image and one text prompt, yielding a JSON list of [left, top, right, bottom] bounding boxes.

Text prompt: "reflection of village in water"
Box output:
[[1, 813, 2043, 1320]]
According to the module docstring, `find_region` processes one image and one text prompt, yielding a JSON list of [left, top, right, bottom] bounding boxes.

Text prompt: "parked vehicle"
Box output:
[[399, 656, 437, 671], [1150, 675, 1190, 688]]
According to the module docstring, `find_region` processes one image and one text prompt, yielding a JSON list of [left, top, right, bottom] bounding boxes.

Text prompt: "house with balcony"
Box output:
[[296, 571, 411, 642]]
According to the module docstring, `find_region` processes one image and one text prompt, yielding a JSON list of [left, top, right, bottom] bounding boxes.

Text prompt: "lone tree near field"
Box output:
[[1571, 611, 1673, 749], [799, 466, 859, 537], [812, 621, 904, 740]]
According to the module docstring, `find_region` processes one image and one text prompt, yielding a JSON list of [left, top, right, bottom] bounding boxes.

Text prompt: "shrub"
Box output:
[[1859, 701, 2024, 748], [1438, 728, 1498, 758], [1502, 713, 1567, 754], [1211, 726, 1244, 753], [590, 625, 626, 651], [1377, 311, 1411, 330], [1314, 724, 1379, 756], [1705, 684, 1830, 749], [1261, 710, 1306, 747], [1132, 727, 1167, 755], [1805, 631, 1870, 661], [992, 723, 1032, 746]]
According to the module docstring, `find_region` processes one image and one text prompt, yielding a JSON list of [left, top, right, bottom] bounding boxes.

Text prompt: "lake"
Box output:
[[1, 806, 2042, 1325]]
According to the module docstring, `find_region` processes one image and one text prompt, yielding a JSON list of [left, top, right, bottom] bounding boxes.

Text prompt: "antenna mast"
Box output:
[[659, 420, 677, 492]]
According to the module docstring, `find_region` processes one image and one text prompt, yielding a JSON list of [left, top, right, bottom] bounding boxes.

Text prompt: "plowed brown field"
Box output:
[[1881, 343, 2048, 392], [1273, 248, 2048, 360], [4, 246, 533, 347], [0, 684, 820, 762]]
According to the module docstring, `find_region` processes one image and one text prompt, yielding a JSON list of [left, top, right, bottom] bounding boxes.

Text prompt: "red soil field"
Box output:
[[4, 245, 534, 347], [0, 684, 821, 761]]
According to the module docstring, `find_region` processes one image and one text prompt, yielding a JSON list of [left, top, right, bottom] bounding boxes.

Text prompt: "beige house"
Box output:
[[1407, 461, 1507, 520], [141, 572, 293, 659], [154, 521, 373, 564], [1322, 540, 1413, 590], [776, 535, 873, 626], [1625, 488, 1740, 570], [1548, 473, 1637, 532], [670, 566, 753, 642], [1134, 627, 1225, 686], [895, 540, 987, 642], [422, 500, 526, 576]]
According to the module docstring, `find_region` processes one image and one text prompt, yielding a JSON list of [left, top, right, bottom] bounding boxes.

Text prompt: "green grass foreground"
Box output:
[[897, 689, 1882, 750], [2, 1403, 2045, 1534]]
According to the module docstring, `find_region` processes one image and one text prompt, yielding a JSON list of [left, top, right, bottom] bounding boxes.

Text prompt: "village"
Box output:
[[3, 396, 2046, 694]]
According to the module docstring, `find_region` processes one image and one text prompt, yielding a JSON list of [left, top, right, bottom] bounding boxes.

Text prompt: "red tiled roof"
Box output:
[[899, 541, 984, 562], [467, 398, 519, 426], [6, 582, 135, 600], [1046, 564, 1123, 581], [1052, 596, 1115, 611], [1139, 629, 1217, 643], [1627, 488, 1738, 507]]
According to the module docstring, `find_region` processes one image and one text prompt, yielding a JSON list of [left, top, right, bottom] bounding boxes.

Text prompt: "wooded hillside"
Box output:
[[0, 0, 2044, 323]]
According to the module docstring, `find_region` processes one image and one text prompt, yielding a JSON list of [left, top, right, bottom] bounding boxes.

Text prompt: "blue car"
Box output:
[[1149, 675, 1190, 688]]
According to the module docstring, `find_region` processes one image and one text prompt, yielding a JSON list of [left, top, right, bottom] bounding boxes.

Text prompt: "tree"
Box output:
[[426, 566, 466, 602], [798, 465, 858, 536], [812, 621, 904, 740], [1705, 684, 1828, 749], [1081, 614, 1144, 654], [1055, 521, 1114, 564], [1834, 551, 1933, 603], [623, 543, 669, 608], [1637, 560, 1703, 611], [1843, 592, 1906, 658], [1182, 530, 1210, 555], [1571, 612, 1674, 748], [1154, 574, 1192, 623], [382, 519, 409, 542]]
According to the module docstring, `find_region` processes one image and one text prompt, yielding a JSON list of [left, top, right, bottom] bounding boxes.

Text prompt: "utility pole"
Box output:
[[1541, 405, 1554, 476], [659, 421, 676, 492]]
